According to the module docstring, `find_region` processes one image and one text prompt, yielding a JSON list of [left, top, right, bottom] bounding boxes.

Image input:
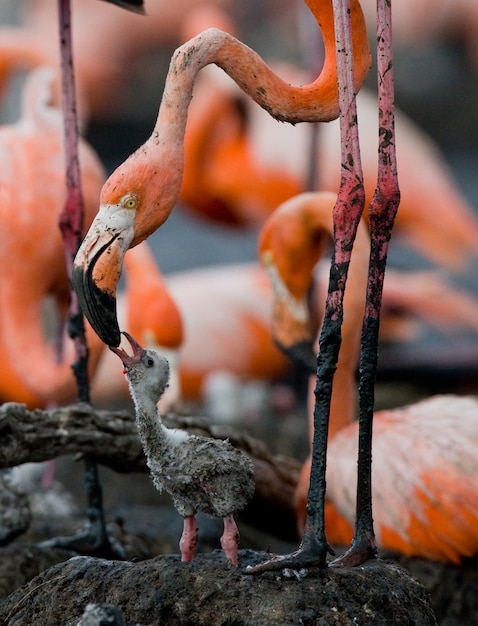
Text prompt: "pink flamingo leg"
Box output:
[[220, 514, 240, 566], [180, 515, 198, 562], [39, 0, 137, 560], [331, 0, 400, 567], [246, 0, 366, 574]]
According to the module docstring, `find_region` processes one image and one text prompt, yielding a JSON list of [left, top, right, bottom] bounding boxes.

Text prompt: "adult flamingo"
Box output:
[[260, 190, 478, 563], [91, 245, 478, 411], [71, 0, 371, 349], [72, 0, 374, 570]]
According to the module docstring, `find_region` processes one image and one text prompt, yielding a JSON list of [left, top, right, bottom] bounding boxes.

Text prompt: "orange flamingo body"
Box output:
[[90, 247, 478, 409], [180, 76, 302, 227], [168, 263, 289, 400], [260, 191, 478, 564]]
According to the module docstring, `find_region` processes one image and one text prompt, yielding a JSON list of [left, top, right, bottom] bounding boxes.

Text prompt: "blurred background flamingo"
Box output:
[[259, 191, 478, 563], [180, 64, 478, 272], [0, 66, 105, 408]]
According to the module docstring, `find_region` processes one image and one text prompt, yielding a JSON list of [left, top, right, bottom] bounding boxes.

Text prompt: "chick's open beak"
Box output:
[[109, 331, 145, 367]]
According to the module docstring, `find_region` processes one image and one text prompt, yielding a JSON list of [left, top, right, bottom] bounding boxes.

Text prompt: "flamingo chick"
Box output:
[[110, 332, 255, 565]]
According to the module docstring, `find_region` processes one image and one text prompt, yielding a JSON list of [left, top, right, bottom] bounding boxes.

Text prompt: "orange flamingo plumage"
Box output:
[[260, 191, 478, 563], [91, 240, 478, 413], [91, 245, 289, 410]]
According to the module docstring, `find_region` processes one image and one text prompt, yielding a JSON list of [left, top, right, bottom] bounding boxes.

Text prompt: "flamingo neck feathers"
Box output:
[[148, 0, 370, 164], [157, 0, 369, 129]]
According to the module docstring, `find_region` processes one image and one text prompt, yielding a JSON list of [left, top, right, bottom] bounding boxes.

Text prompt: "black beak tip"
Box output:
[[278, 340, 317, 375], [71, 265, 122, 347]]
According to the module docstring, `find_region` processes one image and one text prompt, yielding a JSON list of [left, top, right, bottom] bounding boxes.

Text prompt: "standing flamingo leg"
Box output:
[[246, 0, 365, 573], [39, 0, 125, 559], [331, 0, 400, 567]]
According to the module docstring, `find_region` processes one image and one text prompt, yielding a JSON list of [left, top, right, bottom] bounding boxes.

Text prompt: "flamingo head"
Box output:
[[72, 146, 181, 347], [258, 192, 337, 374], [260, 244, 317, 375]]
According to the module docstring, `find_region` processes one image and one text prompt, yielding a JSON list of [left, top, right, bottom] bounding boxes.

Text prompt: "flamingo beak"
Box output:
[[279, 338, 317, 375], [106, 0, 146, 15], [262, 254, 317, 374], [72, 205, 135, 347], [268, 289, 317, 374], [109, 331, 145, 367]]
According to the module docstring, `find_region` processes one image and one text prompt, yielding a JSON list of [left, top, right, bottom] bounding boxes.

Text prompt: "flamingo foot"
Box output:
[[329, 532, 377, 568], [38, 460, 125, 559], [220, 514, 240, 566], [180, 515, 198, 562], [244, 529, 333, 574], [38, 519, 126, 560]]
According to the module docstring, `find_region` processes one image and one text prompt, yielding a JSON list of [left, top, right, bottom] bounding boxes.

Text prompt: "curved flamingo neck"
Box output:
[[157, 0, 369, 134], [101, 0, 369, 248]]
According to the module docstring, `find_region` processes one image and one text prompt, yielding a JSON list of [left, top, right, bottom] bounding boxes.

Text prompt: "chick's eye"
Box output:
[[146, 358, 154, 368]]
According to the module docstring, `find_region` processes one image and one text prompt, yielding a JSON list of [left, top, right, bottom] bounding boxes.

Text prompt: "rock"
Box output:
[[0, 470, 31, 545], [77, 602, 125, 626], [0, 550, 436, 625]]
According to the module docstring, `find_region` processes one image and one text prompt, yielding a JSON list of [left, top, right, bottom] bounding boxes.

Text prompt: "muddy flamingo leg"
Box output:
[[246, 0, 366, 573], [331, 0, 400, 567], [39, 0, 125, 559]]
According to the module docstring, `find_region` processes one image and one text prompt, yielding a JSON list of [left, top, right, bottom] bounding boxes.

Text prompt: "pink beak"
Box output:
[[109, 331, 145, 368]]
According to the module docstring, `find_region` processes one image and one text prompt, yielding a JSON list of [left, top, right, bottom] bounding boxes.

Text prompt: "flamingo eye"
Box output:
[[146, 357, 154, 368], [261, 250, 274, 267], [122, 194, 138, 210]]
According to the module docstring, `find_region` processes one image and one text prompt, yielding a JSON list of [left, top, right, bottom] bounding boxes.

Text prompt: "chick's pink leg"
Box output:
[[180, 515, 198, 562], [221, 513, 240, 566]]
